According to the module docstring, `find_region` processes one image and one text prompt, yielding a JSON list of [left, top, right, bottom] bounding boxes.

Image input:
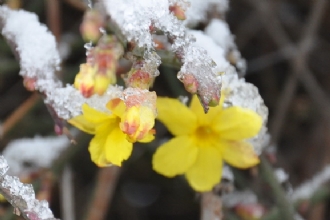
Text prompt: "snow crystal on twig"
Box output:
[[103, 0, 223, 109], [0, 156, 59, 220], [0, 6, 60, 84], [0, 6, 124, 119], [291, 165, 330, 201]]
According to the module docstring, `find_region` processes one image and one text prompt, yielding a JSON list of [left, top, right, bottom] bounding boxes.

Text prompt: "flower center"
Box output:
[[194, 126, 215, 140]]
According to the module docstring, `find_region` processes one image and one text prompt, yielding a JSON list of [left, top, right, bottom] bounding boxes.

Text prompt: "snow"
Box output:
[[185, 0, 229, 27], [3, 136, 70, 176]]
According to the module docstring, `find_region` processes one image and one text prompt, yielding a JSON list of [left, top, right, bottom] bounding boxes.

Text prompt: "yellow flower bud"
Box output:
[[74, 64, 95, 98], [120, 105, 155, 142], [94, 74, 111, 96]]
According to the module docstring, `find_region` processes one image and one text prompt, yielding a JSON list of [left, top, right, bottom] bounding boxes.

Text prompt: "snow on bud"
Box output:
[[122, 57, 157, 89], [169, 4, 186, 20], [123, 68, 154, 89], [107, 88, 157, 142], [178, 73, 198, 94], [80, 9, 104, 43]]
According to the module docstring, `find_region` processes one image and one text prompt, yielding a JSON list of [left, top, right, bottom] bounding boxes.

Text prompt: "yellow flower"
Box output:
[[69, 98, 155, 167], [152, 96, 262, 192]]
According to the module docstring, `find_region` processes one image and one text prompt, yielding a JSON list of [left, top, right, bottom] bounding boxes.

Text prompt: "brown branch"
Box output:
[[0, 93, 40, 138], [63, 0, 87, 11], [46, 0, 61, 42], [85, 167, 121, 220], [247, 0, 328, 145]]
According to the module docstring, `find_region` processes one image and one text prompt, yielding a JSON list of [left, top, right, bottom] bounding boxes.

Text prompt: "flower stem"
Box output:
[[259, 155, 294, 220]]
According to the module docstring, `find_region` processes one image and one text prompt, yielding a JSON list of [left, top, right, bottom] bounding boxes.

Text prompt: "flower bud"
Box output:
[[74, 64, 95, 98], [169, 4, 186, 20], [80, 10, 104, 42]]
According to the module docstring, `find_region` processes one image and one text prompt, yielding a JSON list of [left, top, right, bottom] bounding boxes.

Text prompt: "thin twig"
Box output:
[[85, 167, 121, 220], [60, 166, 75, 220], [259, 155, 294, 220], [247, 0, 328, 145], [0, 156, 59, 220], [46, 0, 61, 42], [63, 0, 87, 11], [0, 93, 40, 138]]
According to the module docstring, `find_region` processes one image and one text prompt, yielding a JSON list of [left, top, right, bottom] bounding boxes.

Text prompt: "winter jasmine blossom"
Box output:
[[69, 98, 155, 167], [153, 95, 262, 191]]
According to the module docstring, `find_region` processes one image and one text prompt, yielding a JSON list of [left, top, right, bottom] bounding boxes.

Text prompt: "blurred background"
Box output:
[[0, 0, 330, 219]]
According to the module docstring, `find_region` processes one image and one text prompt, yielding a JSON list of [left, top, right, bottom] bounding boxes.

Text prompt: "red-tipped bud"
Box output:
[[169, 4, 186, 20], [80, 10, 104, 42]]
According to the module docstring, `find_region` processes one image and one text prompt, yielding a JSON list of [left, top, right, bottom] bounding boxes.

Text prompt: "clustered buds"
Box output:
[[74, 35, 124, 97]]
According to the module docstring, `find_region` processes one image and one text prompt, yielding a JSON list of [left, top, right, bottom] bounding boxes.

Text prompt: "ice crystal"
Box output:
[[0, 156, 58, 219], [0, 156, 9, 177]]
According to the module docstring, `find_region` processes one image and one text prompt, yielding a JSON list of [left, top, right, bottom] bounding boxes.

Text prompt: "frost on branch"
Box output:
[[291, 165, 330, 202], [0, 156, 58, 220], [102, 0, 223, 112], [0, 6, 123, 119]]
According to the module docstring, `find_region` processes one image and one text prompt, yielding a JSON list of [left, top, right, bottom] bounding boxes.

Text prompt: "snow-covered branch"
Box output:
[[0, 156, 59, 220]]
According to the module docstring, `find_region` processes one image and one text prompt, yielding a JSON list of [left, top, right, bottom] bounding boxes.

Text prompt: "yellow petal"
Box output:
[[68, 115, 96, 134], [157, 97, 197, 136], [104, 126, 133, 166], [213, 106, 262, 140], [138, 129, 155, 143], [106, 98, 126, 117], [88, 123, 110, 166], [217, 140, 260, 169], [185, 147, 223, 192], [82, 103, 113, 123], [190, 94, 225, 125], [152, 136, 198, 177]]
